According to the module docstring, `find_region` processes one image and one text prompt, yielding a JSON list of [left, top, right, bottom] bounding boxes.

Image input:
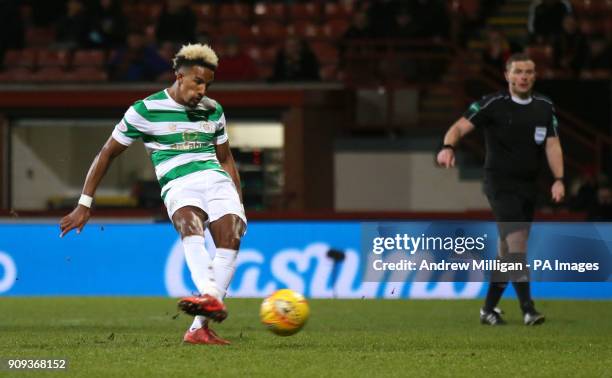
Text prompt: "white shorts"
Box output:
[[163, 170, 247, 226]]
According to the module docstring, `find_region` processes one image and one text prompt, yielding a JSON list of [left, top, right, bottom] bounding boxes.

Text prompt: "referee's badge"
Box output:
[[534, 126, 547, 144]]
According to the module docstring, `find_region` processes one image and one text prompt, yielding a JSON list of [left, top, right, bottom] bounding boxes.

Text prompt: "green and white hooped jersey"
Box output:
[[111, 89, 229, 198]]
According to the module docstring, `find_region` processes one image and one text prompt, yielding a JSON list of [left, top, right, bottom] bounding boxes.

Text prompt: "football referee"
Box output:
[[437, 53, 565, 325]]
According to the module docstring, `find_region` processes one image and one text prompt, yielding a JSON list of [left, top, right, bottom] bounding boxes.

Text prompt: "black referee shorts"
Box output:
[[484, 177, 537, 238]]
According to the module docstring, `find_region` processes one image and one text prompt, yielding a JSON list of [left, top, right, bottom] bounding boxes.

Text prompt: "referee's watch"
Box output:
[[440, 144, 455, 152], [554, 177, 564, 183]]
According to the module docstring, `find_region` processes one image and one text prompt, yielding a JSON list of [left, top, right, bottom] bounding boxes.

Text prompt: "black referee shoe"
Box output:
[[480, 308, 506, 325], [524, 311, 545, 326]]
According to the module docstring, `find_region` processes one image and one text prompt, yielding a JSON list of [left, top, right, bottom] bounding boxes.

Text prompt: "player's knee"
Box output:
[[215, 232, 241, 249], [178, 223, 203, 238], [173, 216, 204, 237]]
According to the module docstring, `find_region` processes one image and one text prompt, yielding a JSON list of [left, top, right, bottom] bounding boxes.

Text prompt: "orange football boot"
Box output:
[[178, 294, 227, 322]]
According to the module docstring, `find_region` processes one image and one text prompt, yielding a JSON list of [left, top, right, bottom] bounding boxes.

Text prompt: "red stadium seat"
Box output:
[[25, 27, 56, 47], [311, 42, 339, 65], [525, 45, 554, 71], [320, 64, 338, 81], [251, 21, 287, 42], [148, 3, 163, 22], [72, 50, 105, 68], [255, 64, 273, 80], [253, 2, 286, 22], [289, 2, 321, 21], [3, 49, 37, 69], [322, 19, 350, 40], [455, 0, 480, 19], [245, 44, 278, 65], [193, 3, 216, 22], [64, 67, 108, 82], [289, 21, 323, 41], [0, 67, 35, 82], [323, 2, 353, 20], [37, 49, 70, 68], [30, 67, 69, 82], [218, 21, 254, 41], [218, 3, 251, 22]]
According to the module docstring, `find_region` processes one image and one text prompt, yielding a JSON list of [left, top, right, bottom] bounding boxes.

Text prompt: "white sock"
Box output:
[[212, 248, 238, 298], [190, 315, 206, 332], [182, 235, 221, 298]]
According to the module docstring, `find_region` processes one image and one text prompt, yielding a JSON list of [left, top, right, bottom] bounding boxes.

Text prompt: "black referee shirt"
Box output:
[[463, 90, 559, 181]]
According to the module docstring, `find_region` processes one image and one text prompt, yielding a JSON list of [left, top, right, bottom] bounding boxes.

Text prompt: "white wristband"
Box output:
[[78, 194, 93, 208]]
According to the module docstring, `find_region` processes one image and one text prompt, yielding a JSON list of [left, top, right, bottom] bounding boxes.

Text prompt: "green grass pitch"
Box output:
[[1, 298, 611, 377]]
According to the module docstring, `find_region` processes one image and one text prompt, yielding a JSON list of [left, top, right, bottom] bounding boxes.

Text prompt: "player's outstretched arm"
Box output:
[[436, 117, 475, 168], [215, 141, 243, 203], [59, 137, 128, 237], [545, 136, 565, 203]]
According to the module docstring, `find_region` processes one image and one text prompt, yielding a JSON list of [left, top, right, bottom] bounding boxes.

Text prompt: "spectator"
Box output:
[[586, 29, 612, 75], [528, 0, 572, 44], [482, 29, 512, 72], [86, 0, 127, 49], [343, 10, 372, 41], [339, 10, 372, 62], [270, 36, 320, 82], [56, 0, 91, 49], [155, 0, 196, 46], [588, 185, 612, 221], [391, 6, 418, 39], [214, 36, 258, 82], [571, 169, 598, 212], [553, 15, 588, 76], [0, 0, 24, 65], [108, 30, 171, 81]]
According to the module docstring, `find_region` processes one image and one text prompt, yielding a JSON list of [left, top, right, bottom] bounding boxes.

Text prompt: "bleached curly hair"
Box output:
[[172, 43, 219, 71]]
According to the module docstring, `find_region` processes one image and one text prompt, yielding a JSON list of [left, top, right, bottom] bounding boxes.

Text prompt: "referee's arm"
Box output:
[[545, 136, 565, 202], [437, 117, 475, 168]]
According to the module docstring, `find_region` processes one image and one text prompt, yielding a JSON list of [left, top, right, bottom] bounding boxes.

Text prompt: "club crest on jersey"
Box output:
[[182, 131, 199, 142], [534, 126, 547, 144], [200, 121, 215, 133]]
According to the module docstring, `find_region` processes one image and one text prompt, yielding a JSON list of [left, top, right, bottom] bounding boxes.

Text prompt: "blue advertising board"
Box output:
[[0, 221, 610, 299]]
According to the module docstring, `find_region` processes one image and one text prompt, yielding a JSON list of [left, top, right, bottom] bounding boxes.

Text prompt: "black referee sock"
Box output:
[[512, 282, 534, 313], [483, 258, 509, 312], [506, 253, 534, 313], [483, 281, 508, 312]]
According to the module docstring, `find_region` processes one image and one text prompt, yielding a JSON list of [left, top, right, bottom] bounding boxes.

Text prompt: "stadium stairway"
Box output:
[[467, 0, 531, 54]]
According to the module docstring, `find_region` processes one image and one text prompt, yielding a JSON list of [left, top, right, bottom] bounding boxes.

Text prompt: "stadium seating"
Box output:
[[253, 2, 286, 22], [3, 49, 37, 69], [64, 67, 108, 82], [218, 3, 251, 22], [290, 21, 324, 41], [322, 19, 350, 41], [311, 42, 340, 65], [37, 49, 70, 69], [72, 50, 105, 69], [252, 20, 287, 43], [25, 27, 56, 47], [289, 2, 322, 21], [0, 67, 34, 82], [193, 3, 216, 22], [323, 2, 353, 21]]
